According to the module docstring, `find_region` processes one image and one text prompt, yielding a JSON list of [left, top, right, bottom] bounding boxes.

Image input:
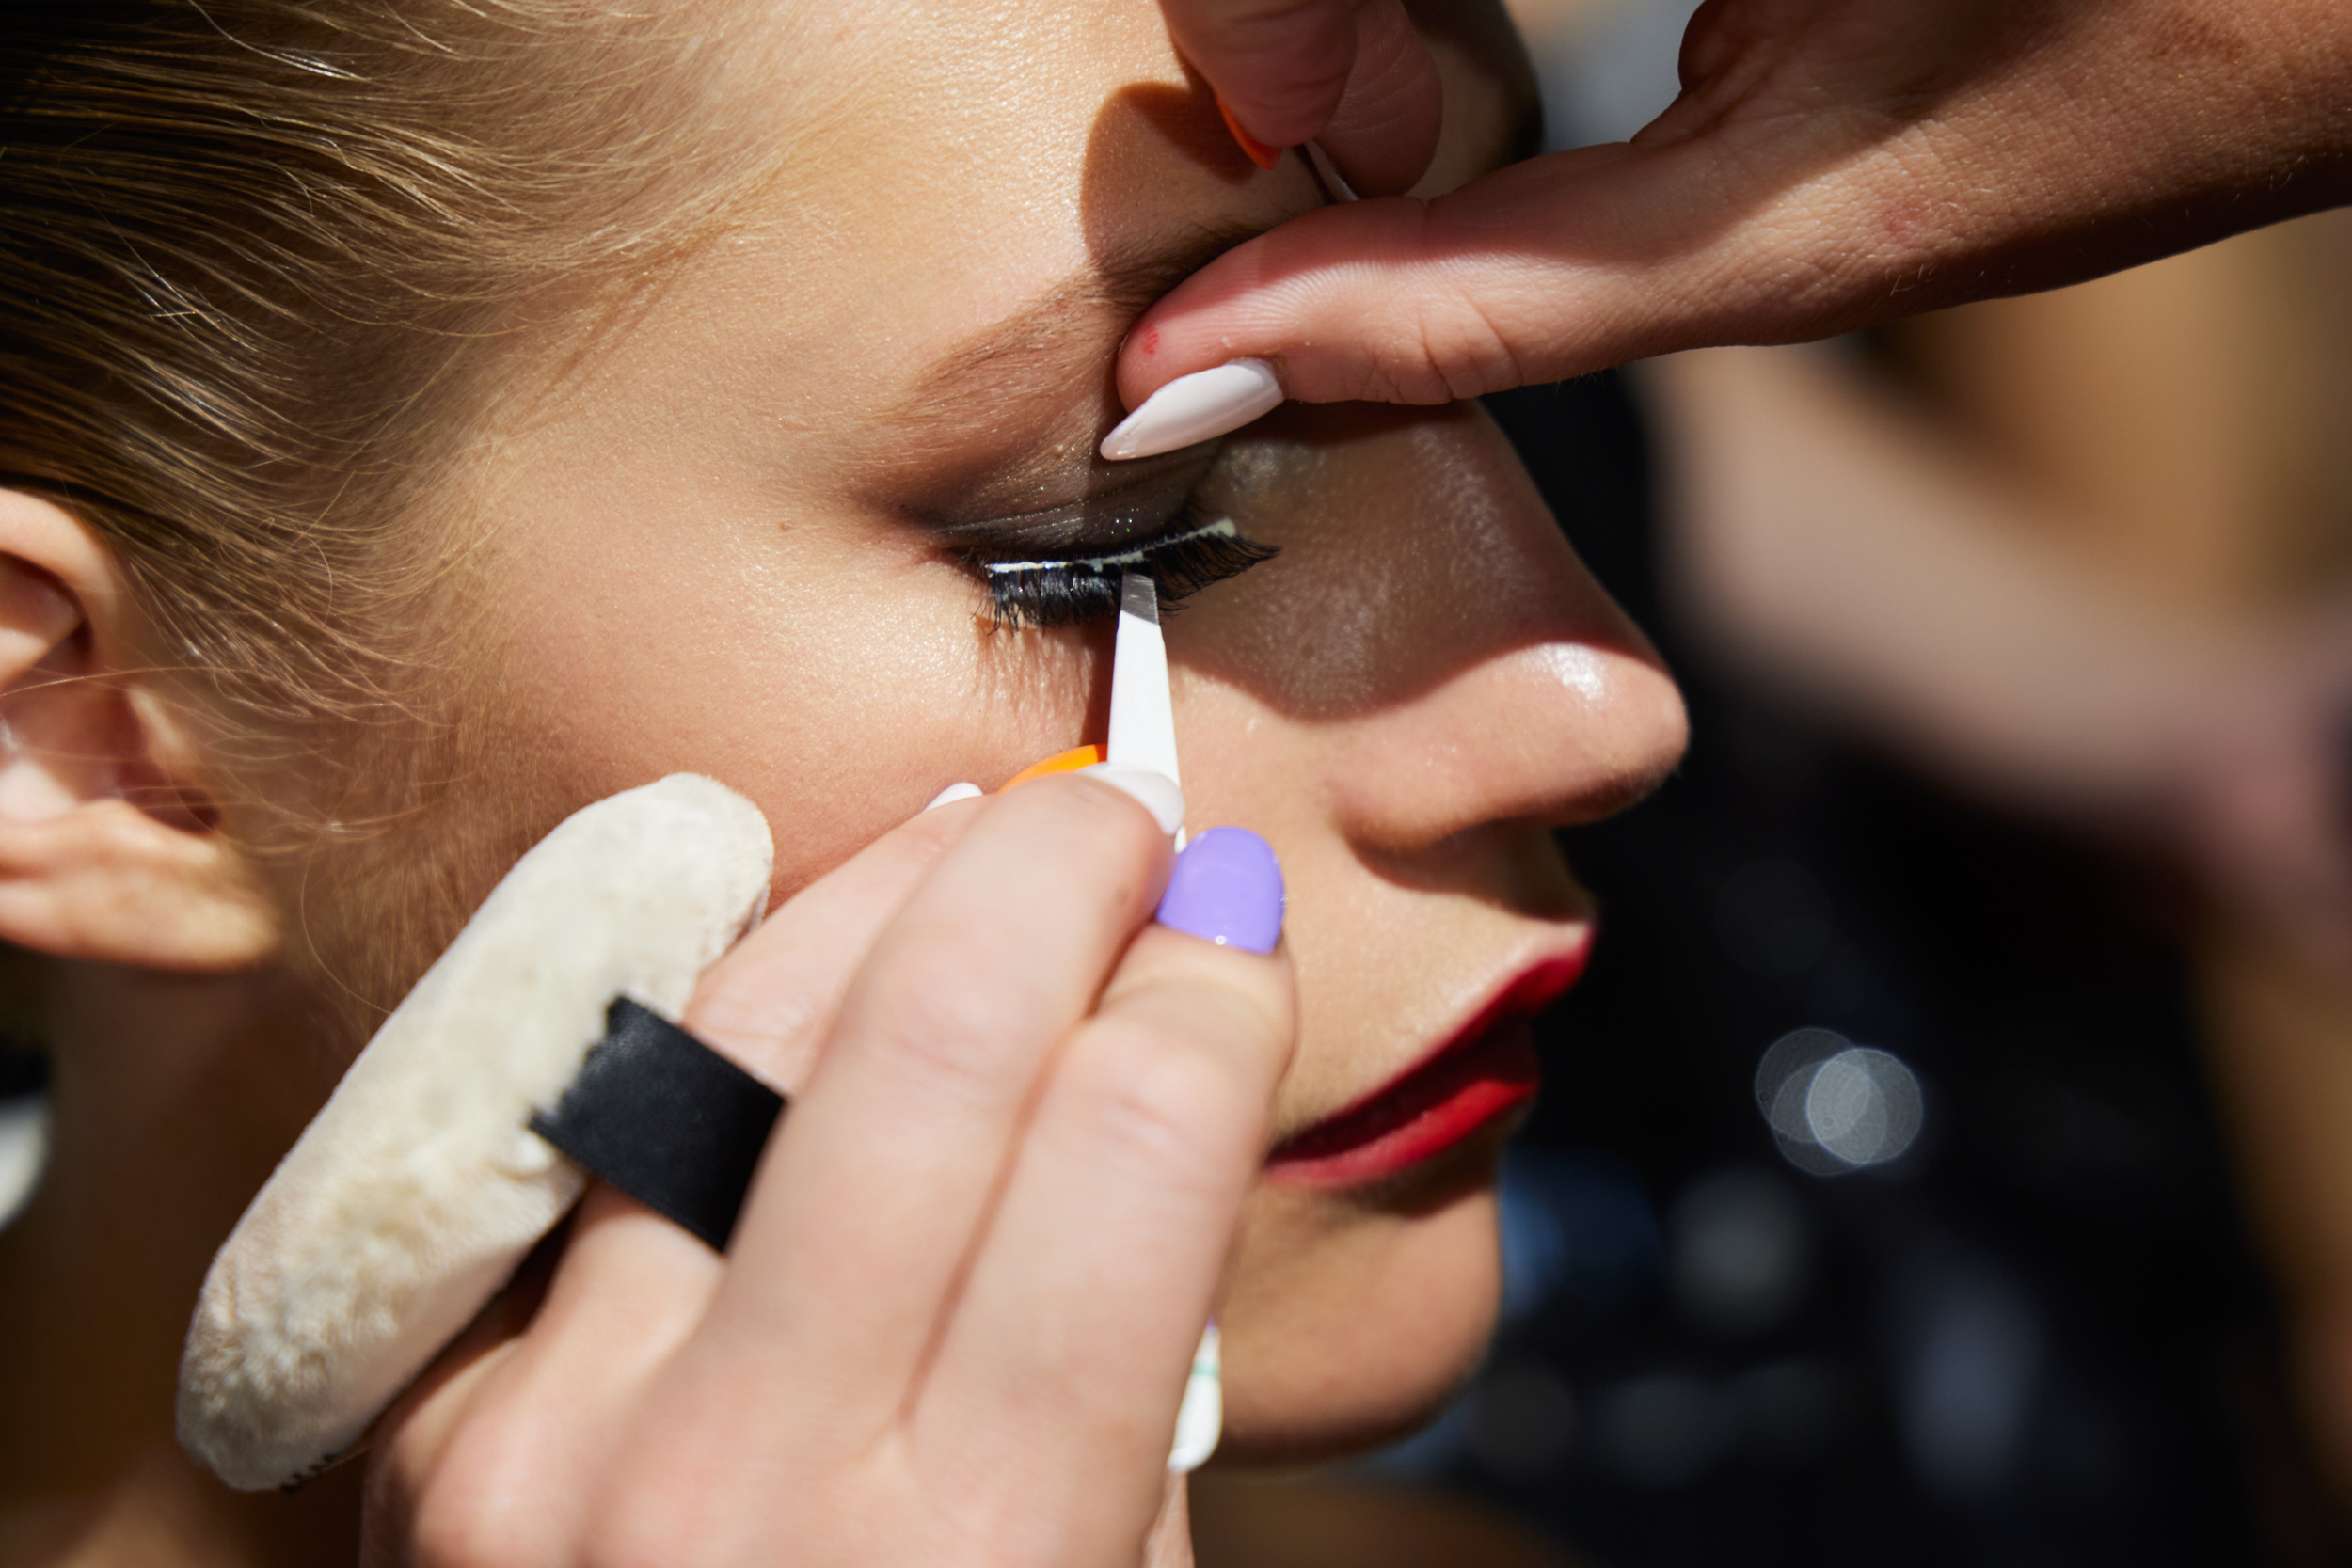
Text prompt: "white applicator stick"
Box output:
[[1083, 574, 1219, 1468], [1085, 571, 1188, 847], [1106, 571, 1180, 789]]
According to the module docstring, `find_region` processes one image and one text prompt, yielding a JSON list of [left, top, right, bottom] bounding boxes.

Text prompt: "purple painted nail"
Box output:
[[1155, 827, 1284, 954]]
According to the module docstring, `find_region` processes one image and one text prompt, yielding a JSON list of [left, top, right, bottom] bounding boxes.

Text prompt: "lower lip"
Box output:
[[1263, 953, 1586, 1189]]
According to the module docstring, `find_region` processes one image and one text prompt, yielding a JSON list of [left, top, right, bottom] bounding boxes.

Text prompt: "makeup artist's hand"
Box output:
[[1156, 0, 1442, 197], [1131, 0, 2352, 408], [360, 776, 1292, 1568]]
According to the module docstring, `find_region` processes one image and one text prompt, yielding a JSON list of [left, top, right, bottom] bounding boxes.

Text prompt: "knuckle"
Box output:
[[401, 1416, 566, 1568], [989, 776, 1166, 904], [858, 947, 1034, 1099], [1107, 954, 1295, 1069], [1059, 1016, 1264, 1186], [578, 1460, 727, 1568], [408, 1482, 541, 1568], [1039, 773, 1167, 861]]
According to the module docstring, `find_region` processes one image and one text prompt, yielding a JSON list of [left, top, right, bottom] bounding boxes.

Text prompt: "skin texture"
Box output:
[[0, 1, 1683, 1562], [1122, 0, 2352, 410]]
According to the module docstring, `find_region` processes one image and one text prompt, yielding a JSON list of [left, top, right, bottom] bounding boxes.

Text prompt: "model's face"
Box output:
[[433, 0, 1683, 1460]]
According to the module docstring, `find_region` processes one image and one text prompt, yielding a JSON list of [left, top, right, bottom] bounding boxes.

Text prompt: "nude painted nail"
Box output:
[[1079, 765, 1186, 837], [1100, 358, 1283, 462]]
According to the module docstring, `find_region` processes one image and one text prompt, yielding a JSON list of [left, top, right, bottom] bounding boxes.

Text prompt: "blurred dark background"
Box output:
[[1199, 6, 2352, 1560], [1401, 374, 2333, 1568]]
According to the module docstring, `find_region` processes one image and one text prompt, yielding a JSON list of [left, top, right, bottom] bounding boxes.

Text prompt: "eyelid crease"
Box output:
[[922, 444, 1219, 546]]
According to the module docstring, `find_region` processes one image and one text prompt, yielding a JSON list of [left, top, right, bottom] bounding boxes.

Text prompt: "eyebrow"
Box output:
[[880, 219, 1273, 439]]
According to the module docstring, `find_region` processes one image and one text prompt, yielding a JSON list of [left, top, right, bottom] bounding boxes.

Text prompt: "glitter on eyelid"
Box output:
[[1528, 643, 1610, 702]]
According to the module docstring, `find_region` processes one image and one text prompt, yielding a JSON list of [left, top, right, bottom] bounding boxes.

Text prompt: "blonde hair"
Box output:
[[3, 0, 767, 1015], [4, 1, 752, 799]]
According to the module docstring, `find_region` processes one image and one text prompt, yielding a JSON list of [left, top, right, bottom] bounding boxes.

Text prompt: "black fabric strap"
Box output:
[[529, 998, 787, 1251]]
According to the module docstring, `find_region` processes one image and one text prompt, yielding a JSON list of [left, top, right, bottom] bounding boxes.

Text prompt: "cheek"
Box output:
[[1216, 1176, 1503, 1460], [475, 503, 1109, 897]]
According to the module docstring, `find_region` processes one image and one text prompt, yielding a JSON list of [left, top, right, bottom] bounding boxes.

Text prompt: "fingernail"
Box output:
[[1079, 765, 1186, 837], [1155, 827, 1283, 953], [1100, 358, 1283, 462], [1215, 90, 1283, 171], [923, 781, 982, 812]]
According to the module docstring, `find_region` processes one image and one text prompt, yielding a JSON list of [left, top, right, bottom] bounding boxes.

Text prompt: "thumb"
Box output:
[[1116, 138, 1835, 410], [1120, 0, 2352, 413]]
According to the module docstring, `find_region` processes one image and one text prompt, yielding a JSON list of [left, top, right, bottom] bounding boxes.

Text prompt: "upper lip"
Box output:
[[1266, 933, 1593, 1160]]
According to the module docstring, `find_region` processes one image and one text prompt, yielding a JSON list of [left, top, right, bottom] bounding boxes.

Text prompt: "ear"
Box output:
[[0, 487, 278, 970]]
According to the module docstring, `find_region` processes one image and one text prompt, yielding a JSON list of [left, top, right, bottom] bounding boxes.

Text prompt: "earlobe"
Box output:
[[0, 488, 278, 971]]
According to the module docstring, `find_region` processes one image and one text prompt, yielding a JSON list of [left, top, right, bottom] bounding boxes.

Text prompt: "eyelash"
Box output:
[[968, 510, 1279, 630]]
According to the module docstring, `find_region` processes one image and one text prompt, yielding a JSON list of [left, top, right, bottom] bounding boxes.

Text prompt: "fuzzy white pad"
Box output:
[[177, 775, 773, 1491]]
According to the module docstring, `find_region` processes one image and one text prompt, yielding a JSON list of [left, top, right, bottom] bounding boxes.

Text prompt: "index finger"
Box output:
[[370, 792, 995, 1539], [677, 774, 1175, 1432]]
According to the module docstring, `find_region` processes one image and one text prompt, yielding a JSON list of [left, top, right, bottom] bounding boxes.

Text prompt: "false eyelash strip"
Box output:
[[977, 515, 1248, 578], [978, 516, 1279, 629]]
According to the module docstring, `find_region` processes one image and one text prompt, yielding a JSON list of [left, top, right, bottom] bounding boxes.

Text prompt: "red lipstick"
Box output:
[[1264, 948, 1589, 1188]]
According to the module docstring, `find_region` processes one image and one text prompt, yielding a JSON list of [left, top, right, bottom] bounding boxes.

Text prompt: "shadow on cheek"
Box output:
[[1170, 404, 1665, 723]]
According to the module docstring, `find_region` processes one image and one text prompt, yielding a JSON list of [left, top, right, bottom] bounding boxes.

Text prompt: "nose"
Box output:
[[1321, 630, 1686, 850], [1178, 401, 1687, 852]]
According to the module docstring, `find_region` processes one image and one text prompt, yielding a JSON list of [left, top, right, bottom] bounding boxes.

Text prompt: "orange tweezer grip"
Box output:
[[999, 744, 1106, 791]]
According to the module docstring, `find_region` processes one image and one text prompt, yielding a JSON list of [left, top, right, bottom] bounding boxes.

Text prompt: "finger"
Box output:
[[684, 791, 988, 1091], [1146, 1475, 1195, 1568], [542, 787, 989, 1333], [368, 1222, 569, 1537], [1309, 0, 1440, 198], [515, 788, 990, 1354], [368, 1194, 708, 1568], [915, 923, 1294, 1550], [1120, 0, 2352, 411], [1115, 141, 1775, 411], [1157, 0, 1359, 150], [385, 794, 993, 1552], [680, 775, 1175, 1439]]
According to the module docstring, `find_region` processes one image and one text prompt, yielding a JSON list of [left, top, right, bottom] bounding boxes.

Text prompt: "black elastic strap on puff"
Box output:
[[529, 997, 786, 1251]]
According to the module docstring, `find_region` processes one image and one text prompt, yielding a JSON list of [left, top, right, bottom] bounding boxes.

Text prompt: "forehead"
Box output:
[[675, 0, 1299, 415], [480, 0, 1531, 503]]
